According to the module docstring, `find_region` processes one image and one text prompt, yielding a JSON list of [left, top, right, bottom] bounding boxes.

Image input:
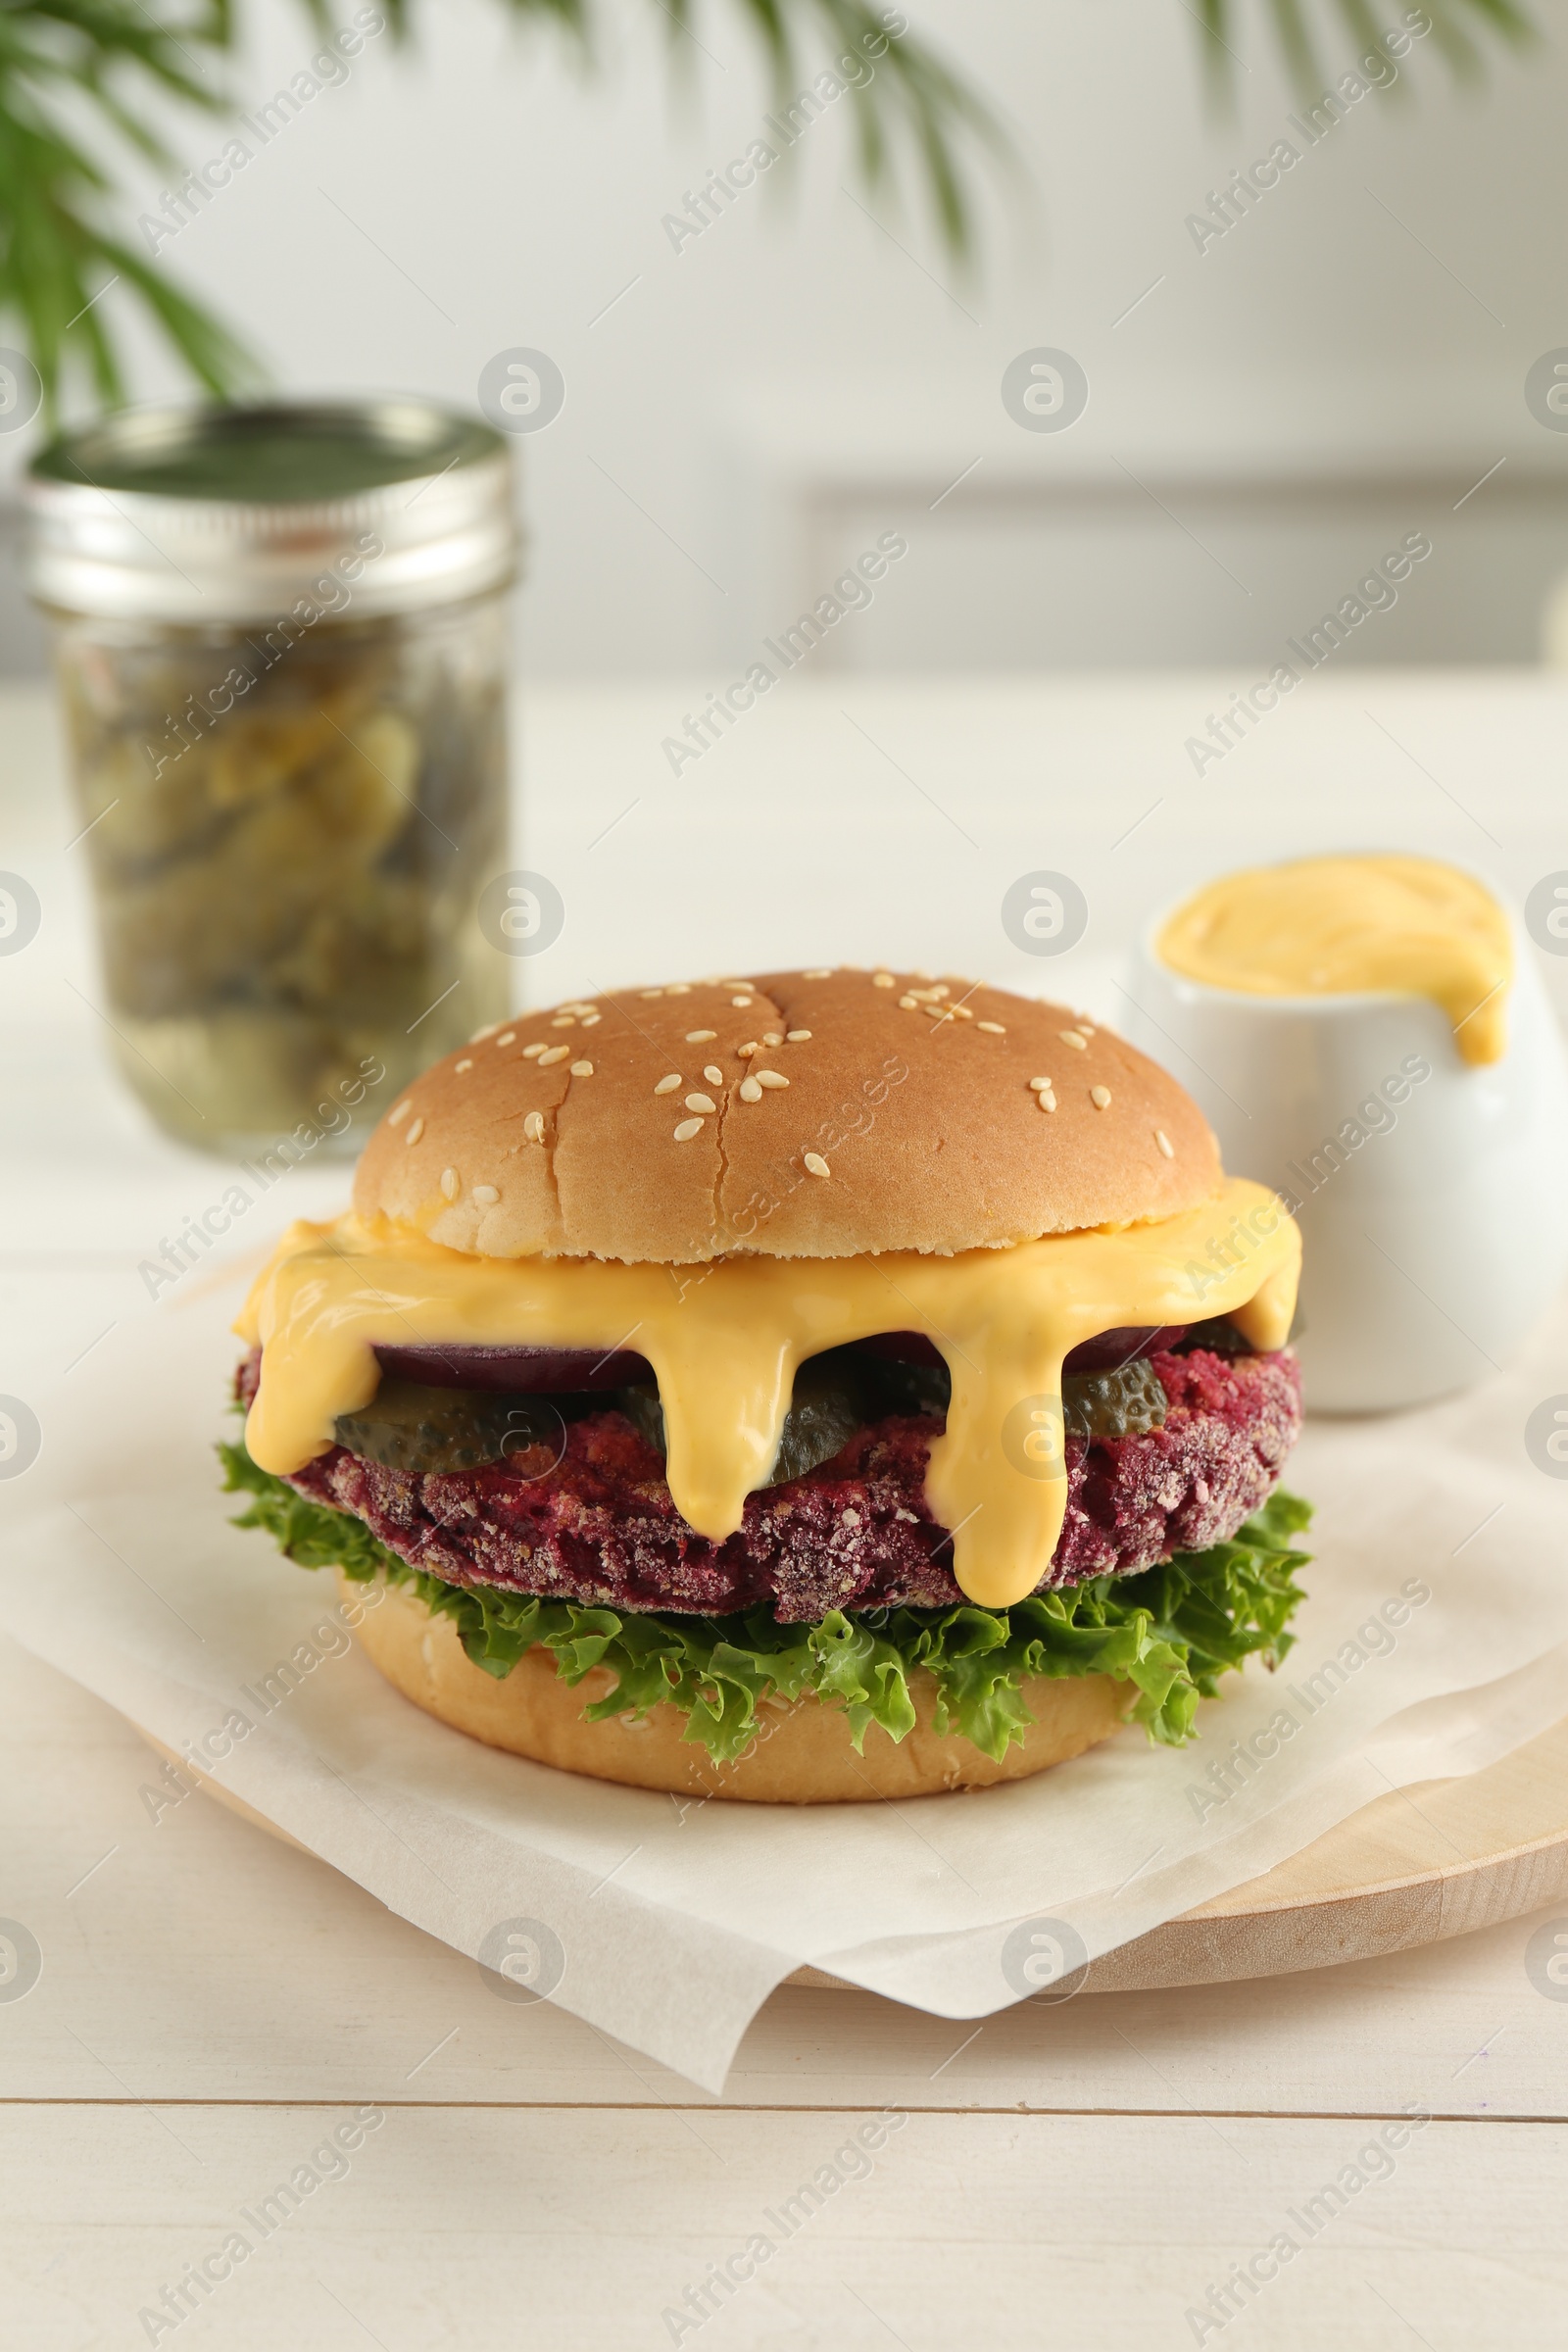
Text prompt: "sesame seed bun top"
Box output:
[[353, 968, 1223, 1262]]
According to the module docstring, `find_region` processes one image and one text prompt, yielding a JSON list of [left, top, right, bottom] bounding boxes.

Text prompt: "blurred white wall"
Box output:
[[4, 0, 1568, 675]]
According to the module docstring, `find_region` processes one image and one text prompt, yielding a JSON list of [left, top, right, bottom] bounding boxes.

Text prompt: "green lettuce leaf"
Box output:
[[219, 1438, 1311, 1767]]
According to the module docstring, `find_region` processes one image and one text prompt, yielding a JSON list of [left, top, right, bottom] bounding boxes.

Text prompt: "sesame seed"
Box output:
[[950, 1004, 973, 1020], [472, 1184, 500, 1205], [755, 1070, 789, 1090], [737, 1041, 759, 1057], [703, 1064, 723, 1085], [405, 1116, 424, 1145], [455, 1057, 473, 1074], [685, 1093, 716, 1114], [1059, 1029, 1088, 1051], [580, 1011, 601, 1027], [685, 1029, 717, 1043], [1028, 1076, 1053, 1092], [762, 1032, 783, 1047], [523, 1110, 545, 1143], [550, 1014, 575, 1028], [731, 996, 753, 1008], [389, 1100, 412, 1126], [1091, 1085, 1112, 1109], [498, 1030, 517, 1048], [899, 996, 918, 1010], [673, 1118, 704, 1143], [804, 967, 831, 979], [665, 982, 692, 995], [522, 1041, 546, 1058], [440, 1166, 459, 1200], [803, 1152, 830, 1178], [538, 1046, 569, 1066], [872, 973, 896, 989], [1155, 1128, 1174, 1158], [1038, 1091, 1057, 1112], [469, 1022, 501, 1043], [639, 989, 663, 999], [654, 1073, 682, 1095], [570, 1060, 594, 1077], [739, 1076, 762, 1102], [786, 1029, 811, 1042], [976, 1021, 1005, 1035]]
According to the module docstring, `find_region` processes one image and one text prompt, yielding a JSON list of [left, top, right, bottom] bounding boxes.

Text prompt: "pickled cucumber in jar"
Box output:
[[51, 610, 509, 1149], [27, 398, 517, 1154]]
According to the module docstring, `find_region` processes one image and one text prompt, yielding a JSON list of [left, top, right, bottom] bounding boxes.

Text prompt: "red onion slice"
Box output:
[[373, 1323, 1193, 1396], [373, 1343, 653, 1393], [1062, 1325, 1190, 1373], [851, 1327, 1189, 1375]]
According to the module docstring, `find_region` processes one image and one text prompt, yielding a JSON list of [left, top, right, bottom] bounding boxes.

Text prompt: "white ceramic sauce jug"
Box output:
[[1120, 895, 1568, 1412]]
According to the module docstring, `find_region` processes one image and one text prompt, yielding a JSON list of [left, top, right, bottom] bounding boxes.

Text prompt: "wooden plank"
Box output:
[[3, 2106, 1565, 2352], [8, 1642, 1568, 2118]]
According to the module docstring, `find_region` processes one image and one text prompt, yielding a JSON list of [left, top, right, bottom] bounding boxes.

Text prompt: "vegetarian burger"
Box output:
[[225, 967, 1309, 1801]]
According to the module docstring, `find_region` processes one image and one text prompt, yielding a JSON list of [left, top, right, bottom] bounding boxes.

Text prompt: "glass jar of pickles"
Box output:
[[25, 399, 518, 1155]]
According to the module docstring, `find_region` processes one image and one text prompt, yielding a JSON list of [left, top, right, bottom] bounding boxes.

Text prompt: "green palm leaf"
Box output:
[[0, 0, 1002, 420], [1195, 0, 1532, 98], [0, 0, 1538, 420]]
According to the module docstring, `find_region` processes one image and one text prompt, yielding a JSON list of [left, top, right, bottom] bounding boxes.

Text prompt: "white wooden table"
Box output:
[[5, 673, 1568, 2349]]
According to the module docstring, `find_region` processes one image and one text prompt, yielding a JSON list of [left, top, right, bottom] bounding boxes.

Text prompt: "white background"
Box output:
[[4, 0, 1568, 674]]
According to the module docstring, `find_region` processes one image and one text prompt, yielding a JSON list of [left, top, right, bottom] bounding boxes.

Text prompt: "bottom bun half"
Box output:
[[342, 1570, 1133, 1803]]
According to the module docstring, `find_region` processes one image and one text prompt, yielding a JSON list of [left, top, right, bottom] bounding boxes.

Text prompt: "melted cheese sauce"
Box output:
[[237, 1179, 1299, 1610], [1157, 854, 1512, 1066]]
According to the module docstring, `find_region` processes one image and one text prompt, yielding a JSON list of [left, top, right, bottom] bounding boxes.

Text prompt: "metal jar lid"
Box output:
[[24, 397, 518, 624]]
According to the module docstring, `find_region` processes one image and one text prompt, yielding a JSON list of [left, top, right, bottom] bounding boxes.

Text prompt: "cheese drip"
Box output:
[[1157, 854, 1512, 1066], [236, 1178, 1299, 1610]]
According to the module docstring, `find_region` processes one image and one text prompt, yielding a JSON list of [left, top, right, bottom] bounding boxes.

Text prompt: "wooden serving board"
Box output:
[[142, 1715, 1568, 1999], [792, 1713, 1568, 1992]]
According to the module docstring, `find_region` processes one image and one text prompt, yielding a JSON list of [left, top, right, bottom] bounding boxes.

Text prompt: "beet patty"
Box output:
[[238, 1344, 1301, 1620]]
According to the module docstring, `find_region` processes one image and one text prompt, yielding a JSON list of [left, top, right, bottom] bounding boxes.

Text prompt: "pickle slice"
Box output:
[[605, 1340, 1175, 1490], [862, 1353, 951, 1418], [1173, 1316, 1254, 1358], [1061, 1355, 1168, 1441], [616, 1356, 873, 1488], [769, 1357, 872, 1485], [613, 1384, 665, 1458], [854, 1349, 1170, 1439], [334, 1382, 564, 1475]]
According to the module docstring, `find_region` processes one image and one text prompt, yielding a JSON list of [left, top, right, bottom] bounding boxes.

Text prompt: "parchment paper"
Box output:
[[5, 1273, 1567, 2091]]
